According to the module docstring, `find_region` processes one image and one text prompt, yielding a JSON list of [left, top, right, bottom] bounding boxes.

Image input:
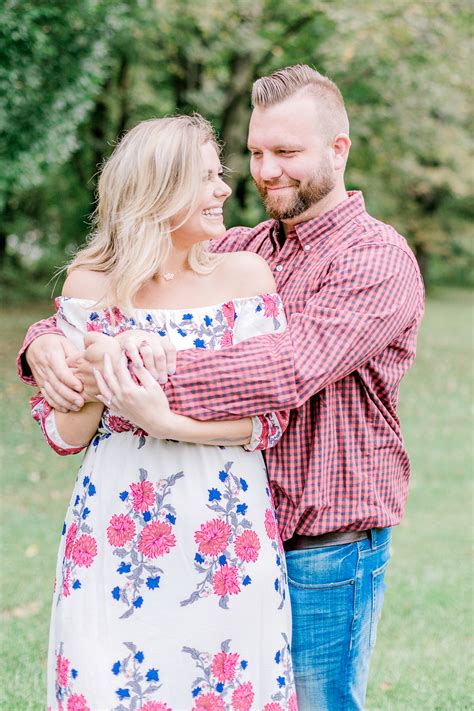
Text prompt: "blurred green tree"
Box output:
[[1, 0, 472, 300]]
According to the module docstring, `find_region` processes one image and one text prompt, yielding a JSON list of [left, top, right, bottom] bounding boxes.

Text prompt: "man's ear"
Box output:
[[332, 133, 351, 171]]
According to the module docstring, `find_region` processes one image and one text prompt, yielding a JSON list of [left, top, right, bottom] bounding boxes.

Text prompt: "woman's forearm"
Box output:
[[156, 413, 252, 446], [55, 402, 104, 446]]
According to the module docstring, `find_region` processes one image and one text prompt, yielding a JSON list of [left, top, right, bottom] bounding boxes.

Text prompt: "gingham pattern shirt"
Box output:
[[164, 192, 425, 539], [18, 192, 424, 539]]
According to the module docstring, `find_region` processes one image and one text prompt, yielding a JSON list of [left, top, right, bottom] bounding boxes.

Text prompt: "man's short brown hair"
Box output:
[[252, 64, 349, 141]]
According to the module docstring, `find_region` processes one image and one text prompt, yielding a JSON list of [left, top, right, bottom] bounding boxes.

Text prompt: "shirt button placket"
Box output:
[[275, 264, 283, 272]]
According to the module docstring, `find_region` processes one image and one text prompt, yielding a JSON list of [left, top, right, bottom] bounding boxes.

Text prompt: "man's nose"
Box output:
[[259, 155, 283, 182]]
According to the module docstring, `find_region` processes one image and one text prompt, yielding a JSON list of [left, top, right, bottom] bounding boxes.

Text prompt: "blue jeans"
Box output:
[[286, 528, 391, 711]]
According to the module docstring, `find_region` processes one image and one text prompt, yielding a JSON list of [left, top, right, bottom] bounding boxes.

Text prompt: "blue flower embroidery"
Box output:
[[146, 668, 159, 682], [208, 488, 221, 501]]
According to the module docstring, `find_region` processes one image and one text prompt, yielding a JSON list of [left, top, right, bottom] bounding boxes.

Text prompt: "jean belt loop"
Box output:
[[368, 528, 377, 549]]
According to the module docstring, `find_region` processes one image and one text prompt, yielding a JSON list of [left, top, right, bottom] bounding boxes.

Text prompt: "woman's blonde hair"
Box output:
[[68, 114, 223, 308]]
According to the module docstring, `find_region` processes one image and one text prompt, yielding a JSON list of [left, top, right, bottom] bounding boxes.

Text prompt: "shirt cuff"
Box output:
[[17, 323, 64, 386]]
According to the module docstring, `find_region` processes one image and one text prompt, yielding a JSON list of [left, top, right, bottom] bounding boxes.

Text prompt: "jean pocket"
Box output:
[[370, 560, 389, 647], [286, 545, 358, 590], [287, 575, 355, 591]]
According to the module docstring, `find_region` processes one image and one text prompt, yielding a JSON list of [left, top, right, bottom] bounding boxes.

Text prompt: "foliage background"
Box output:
[[0, 1, 473, 708], [0, 0, 473, 300]]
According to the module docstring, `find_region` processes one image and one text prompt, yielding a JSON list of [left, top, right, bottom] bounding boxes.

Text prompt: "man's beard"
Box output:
[[255, 163, 336, 221]]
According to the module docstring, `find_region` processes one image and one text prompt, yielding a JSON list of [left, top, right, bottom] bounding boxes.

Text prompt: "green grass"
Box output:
[[0, 289, 473, 710]]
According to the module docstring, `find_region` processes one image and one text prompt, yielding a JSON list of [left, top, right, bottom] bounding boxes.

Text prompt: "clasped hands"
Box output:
[[28, 330, 177, 435]]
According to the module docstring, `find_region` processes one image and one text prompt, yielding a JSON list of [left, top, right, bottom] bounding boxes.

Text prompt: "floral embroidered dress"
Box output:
[[33, 294, 298, 711]]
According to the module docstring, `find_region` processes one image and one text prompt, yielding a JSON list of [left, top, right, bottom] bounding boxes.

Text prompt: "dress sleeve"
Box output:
[[30, 393, 86, 456], [243, 411, 290, 451], [17, 314, 62, 385]]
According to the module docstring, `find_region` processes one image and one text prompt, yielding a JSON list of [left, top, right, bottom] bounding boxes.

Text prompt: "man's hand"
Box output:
[[115, 329, 176, 383], [26, 334, 84, 412], [70, 332, 122, 401]]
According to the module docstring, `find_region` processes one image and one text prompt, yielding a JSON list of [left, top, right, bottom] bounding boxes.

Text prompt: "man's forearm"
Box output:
[[165, 246, 422, 421], [17, 315, 62, 384]]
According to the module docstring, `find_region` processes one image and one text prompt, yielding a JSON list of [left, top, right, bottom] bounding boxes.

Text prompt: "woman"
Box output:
[[32, 115, 298, 710]]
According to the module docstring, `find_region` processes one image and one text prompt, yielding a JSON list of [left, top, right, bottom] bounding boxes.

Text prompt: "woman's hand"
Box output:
[[94, 352, 173, 438], [115, 329, 176, 383]]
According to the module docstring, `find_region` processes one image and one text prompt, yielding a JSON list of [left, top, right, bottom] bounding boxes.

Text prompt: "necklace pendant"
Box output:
[[162, 272, 175, 281]]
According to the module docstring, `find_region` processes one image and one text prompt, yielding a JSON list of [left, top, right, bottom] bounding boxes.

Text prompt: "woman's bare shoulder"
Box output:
[[62, 269, 108, 300], [219, 251, 276, 296]]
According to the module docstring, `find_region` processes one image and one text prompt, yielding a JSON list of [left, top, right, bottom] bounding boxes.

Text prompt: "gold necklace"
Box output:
[[158, 266, 187, 281]]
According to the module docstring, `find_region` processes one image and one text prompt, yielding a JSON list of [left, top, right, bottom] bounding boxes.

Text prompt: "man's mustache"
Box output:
[[254, 180, 300, 193]]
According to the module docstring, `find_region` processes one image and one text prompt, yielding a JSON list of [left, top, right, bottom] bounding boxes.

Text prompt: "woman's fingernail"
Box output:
[[159, 376, 167, 384]]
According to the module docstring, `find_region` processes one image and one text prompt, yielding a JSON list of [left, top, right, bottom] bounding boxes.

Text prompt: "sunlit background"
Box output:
[[0, 1, 472, 708]]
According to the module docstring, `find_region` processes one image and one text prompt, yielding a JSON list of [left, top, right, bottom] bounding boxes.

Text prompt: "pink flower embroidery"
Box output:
[[289, 693, 298, 711], [138, 521, 176, 558], [107, 514, 136, 547], [234, 530, 260, 563], [86, 321, 103, 332], [56, 654, 69, 688], [263, 704, 284, 711], [106, 415, 133, 433], [130, 480, 155, 513], [262, 294, 279, 318], [264, 509, 277, 540], [222, 301, 236, 329], [71, 535, 97, 568], [219, 330, 233, 348], [63, 568, 71, 598], [65, 522, 78, 559], [67, 695, 90, 711], [105, 306, 125, 326], [140, 703, 172, 711], [231, 681, 254, 711], [193, 693, 225, 710], [212, 651, 239, 682], [195, 519, 232, 557], [213, 565, 240, 597], [133, 427, 148, 438]]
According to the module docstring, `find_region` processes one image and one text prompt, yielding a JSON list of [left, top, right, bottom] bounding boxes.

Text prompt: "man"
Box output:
[[19, 65, 424, 709]]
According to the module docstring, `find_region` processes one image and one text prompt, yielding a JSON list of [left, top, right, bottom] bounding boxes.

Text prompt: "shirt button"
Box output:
[[304, 244, 311, 251], [275, 264, 283, 272]]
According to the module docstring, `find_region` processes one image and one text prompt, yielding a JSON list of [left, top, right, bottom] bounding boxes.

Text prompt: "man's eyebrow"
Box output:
[[247, 144, 303, 151]]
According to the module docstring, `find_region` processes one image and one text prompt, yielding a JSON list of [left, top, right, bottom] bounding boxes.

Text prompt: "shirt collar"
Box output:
[[269, 191, 366, 249]]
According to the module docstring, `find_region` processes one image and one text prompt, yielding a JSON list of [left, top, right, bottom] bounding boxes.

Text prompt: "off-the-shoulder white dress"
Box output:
[[38, 295, 298, 711]]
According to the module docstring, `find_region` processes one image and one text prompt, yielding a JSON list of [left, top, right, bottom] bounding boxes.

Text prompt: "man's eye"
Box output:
[[279, 150, 296, 155]]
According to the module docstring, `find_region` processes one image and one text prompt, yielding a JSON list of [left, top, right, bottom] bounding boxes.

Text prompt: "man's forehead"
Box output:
[[248, 109, 321, 149]]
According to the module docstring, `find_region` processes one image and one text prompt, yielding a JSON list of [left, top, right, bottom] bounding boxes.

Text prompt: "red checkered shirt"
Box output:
[[18, 192, 424, 539]]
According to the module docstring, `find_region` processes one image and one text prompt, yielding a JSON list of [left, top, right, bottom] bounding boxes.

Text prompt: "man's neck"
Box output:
[[281, 185, 349, 237]]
